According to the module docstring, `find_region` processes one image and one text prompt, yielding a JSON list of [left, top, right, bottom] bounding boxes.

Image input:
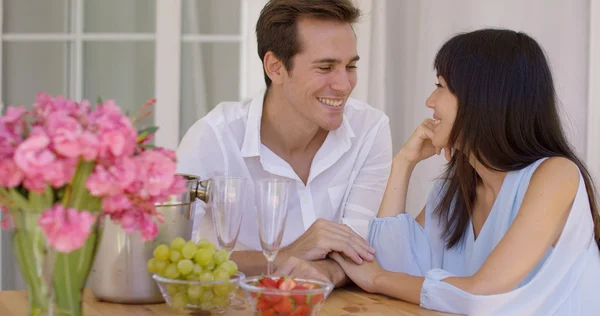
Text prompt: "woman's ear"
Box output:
[[263, 51, 285, 85]]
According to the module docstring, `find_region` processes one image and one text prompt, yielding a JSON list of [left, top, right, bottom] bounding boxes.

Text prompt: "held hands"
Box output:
[[274, 256, 331, 284], [279, 218, 376, 265], [328, 252, 384, 293], [395, 119, 452, 165]]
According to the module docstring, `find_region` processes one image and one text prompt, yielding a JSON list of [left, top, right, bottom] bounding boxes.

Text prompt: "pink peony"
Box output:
[[89, 100, 138, 160], [119, 210, 158, 241], [0, 123, 21, 158], [0, 159, 24, 188], [45, 112, 84, 158], [86, 157, 137, 197], [101, 195, 132, 214], [38, 204, 96, 253], [128, 150, 178, 199]]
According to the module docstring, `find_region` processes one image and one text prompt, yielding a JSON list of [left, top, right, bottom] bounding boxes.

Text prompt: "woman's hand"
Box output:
[[395, 119, 451, 165], [329, 252, 384, 293]]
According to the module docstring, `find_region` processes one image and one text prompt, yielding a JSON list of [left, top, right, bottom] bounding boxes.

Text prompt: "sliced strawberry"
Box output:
[[262, 308, 276, 316], [291, 293, 307, 305], [256, 299, 270, 311], [262, 293, 282, 305], [308, 293, 323, 304], [273, 297, 295, 313], [290, 305, 311, 316], [299, 282, 318, 290], [278, 278, 298, 291], [259, 277, 279, 289]]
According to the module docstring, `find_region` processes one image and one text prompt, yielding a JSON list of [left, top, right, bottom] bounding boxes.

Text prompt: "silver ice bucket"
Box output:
[[89, 174, 209, 303]]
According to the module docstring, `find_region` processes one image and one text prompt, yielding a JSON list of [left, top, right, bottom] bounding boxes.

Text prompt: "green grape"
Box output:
[[166, 284, 179, 296], [193, 264, 203, 275], [204, 260, 216, 271], [219, 260, 238, 276], [213, 283, 232, 297], [189, 297, 201, 306], [199, 289, 214, 303], [170, 250, 182, 263], [177, 259, 194, 275], [181, 241, 198, 259], [186, 274, 198, 281], [213, 249, 229, 265], [164, 263, 180, 279], [177, 284, 187, 292], [199, 271, 215, 283], [154, 259, 168, 274], [194, 248, 214, 266], [146, 258, 156, 273], [187, 284, 204, 300], [171, 292, 189, 309], [213, 268, 229, 281], [212, 296, 229, 308], [153, 244, 170, 261], [196, 238, 212, 248], [199, 302, 215, 311], [170, 237, 186, 251]]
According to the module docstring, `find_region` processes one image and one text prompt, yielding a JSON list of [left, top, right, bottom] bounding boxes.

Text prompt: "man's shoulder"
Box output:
[[200, 99, 252, 129], [344, 97, 389, 129]]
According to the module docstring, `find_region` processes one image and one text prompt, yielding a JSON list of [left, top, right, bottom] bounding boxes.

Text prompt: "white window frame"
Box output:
[[0, 0, 251, 290]]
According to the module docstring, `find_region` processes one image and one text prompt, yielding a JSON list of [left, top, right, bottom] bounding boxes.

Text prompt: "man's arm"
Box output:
[[341, 116, 393, 236]]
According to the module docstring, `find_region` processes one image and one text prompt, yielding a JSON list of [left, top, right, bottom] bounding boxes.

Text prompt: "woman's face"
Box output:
[[425, 76, 458, 149]]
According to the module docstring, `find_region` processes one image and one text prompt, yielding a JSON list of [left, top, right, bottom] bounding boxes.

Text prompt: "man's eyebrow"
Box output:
[[312, 55, 360, 64]]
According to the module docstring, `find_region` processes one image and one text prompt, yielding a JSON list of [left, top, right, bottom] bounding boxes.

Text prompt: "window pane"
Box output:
[[182, 0, 240, 35], [84, 0, 155, 33], [83, 42, 155, 125], [3, 0, 70, 33], [180, 43, 240, 140], [2, 42, 68, 108]]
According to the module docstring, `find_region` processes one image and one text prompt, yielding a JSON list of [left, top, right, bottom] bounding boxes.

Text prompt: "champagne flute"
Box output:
[[209, 176, 247, 254], [255, 178, 290, 275]]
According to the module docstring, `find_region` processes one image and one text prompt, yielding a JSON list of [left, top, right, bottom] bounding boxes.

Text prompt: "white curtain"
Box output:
[[351, 0, 592, 215]]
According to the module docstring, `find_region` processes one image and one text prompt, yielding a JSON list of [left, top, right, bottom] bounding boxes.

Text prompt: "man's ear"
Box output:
[[264, 51, 285, 85]]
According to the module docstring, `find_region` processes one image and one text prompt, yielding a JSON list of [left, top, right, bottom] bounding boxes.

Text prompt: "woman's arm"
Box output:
[[376, 157, 415, 217], [335, 157, 580, 303]]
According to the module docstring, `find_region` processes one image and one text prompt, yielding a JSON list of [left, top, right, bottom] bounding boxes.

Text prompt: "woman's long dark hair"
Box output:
[[433, 29, 600, 250]]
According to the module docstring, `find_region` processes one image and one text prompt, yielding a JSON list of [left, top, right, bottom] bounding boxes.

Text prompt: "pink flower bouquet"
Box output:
[[0, 93, 185, 316]]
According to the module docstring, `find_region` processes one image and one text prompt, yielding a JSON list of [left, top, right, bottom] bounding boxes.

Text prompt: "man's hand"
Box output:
[[274, 257, 330, 283], [279, 218, 376, 264], [329, 252, 384, 293], [274, 256, 348, 287]]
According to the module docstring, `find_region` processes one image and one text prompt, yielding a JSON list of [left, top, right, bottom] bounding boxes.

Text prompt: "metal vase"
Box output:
[[89, 174, 209, 304]]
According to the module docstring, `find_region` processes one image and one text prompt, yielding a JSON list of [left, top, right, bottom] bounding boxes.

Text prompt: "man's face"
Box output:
[[280, 18, 358, 131]]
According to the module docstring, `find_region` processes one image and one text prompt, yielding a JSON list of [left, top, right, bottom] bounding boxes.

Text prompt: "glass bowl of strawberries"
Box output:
[[239, 275, 334, 316]]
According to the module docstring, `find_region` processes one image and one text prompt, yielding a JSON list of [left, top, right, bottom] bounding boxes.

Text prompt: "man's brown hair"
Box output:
[[256, 0, 361, 88]]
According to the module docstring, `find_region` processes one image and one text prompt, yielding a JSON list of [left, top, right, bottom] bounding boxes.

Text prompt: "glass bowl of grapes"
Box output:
[[147, 237, 244, 314]]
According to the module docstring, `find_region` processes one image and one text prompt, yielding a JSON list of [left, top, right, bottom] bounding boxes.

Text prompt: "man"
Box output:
[[176, 0, 392, 287]]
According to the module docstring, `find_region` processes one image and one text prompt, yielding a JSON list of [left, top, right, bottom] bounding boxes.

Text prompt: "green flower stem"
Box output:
[[53, 160, 102, 316], [13, 212, 50, 316]]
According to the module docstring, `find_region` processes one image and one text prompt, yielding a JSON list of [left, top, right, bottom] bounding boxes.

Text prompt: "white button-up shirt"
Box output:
[[176, 91, 392, 251]]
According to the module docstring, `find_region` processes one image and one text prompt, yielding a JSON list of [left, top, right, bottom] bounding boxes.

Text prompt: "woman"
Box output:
[[330, 29, 600, 315]]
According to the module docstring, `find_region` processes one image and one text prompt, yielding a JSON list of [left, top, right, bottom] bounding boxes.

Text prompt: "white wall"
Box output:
[[379, 0, 592, 215]]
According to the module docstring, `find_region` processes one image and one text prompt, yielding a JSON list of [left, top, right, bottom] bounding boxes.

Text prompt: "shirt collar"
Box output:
[[240, 90, 356, 158], [240, 90, 265, 158]]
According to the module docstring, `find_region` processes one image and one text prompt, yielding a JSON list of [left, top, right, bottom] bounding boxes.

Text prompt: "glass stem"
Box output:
[[267, 259, 274, 276]]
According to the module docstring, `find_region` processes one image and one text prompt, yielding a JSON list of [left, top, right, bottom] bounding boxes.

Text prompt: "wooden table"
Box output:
[[0, 286, 454, 315]]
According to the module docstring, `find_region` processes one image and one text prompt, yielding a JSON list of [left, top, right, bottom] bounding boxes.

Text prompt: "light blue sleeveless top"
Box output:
[[368, 158, 600, 315]]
